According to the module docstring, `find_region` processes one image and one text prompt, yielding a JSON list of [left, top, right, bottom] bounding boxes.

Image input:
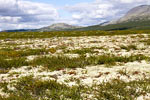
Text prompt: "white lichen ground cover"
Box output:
[[0, 34, 150, 99]]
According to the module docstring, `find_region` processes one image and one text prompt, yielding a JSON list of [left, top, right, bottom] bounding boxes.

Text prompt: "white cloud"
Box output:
[[65, 1, 118, 26], [0, 0, 59, 30], [0, 16, 21, 23]]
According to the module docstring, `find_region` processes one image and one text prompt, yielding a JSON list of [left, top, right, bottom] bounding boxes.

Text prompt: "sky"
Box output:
[[0, 0, 149, 30]]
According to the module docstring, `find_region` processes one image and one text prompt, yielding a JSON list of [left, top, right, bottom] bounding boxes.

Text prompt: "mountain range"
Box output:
[[3, 23, 82, 32], [3, 5, 150, 32]]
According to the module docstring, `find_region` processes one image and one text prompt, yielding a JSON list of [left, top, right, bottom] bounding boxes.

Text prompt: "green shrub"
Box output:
[[95, 79, 150, 99], [30, 56, 87, 71], [1, 76, 83, 100], [30, 54, 149, 70], [0, 57, 28, 69], [0, 49, 49, 58]]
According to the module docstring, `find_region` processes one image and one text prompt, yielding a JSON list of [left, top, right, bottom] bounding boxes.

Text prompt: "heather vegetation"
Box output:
[[0, 30, 150, 39], [0, 31, 150, 100], [0, 48, 49, 58], [0, 75, 83, 100], [29, 54, 150, 70], [1, 76, 150, 100]]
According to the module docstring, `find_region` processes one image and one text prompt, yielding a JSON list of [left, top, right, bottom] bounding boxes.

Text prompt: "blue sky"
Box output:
[[29, 0, 94, 18], [0, 0, 149, 30], [30, 0, 93, 6]]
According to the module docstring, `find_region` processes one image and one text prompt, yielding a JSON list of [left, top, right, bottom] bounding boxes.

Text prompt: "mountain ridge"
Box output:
[[108, 5, 150, 25], [38, 23, 83, 31], [3, 23, 83, 32]]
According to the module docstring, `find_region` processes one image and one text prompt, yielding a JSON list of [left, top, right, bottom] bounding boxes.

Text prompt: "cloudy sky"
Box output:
[[0, 0, 149, 30]]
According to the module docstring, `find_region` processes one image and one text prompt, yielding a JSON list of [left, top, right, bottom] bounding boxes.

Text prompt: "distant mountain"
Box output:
[[3, 23, 82, 32], [75, 5, 150, 31], [109, 5, 150, 24], [38, 23, 82, 31], [3, 29, 35, 32]]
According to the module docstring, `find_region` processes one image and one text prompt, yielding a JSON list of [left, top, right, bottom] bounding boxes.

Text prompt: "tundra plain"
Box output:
[[0, 31, 150, 100]]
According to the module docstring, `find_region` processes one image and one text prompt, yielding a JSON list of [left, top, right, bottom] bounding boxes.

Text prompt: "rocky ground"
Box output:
[[0, 34, 150, 100]]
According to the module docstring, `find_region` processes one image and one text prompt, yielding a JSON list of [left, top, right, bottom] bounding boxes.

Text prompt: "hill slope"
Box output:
[[38, 23, 82, 31], [3, 23, 82, 32], [74, 20, 150, 31], [117, 5, 150, 23]]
